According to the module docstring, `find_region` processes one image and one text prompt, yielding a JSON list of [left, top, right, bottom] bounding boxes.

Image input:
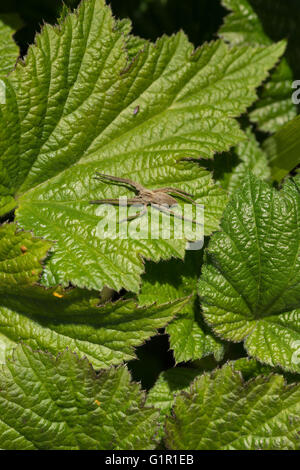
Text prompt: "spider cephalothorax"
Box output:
[[90, 173, 198, 222]]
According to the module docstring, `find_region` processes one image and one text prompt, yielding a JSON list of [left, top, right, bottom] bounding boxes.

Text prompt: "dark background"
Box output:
[[1, 0, 299, 388]]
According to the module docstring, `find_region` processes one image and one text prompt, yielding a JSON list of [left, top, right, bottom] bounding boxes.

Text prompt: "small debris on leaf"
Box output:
[[53, 292, 64, 298]]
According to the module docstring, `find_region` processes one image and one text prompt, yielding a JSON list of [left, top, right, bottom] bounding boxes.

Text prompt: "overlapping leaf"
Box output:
[[199, 173, 300, 373], [250, 0, 300, 79], [233, 357, 299, 384], [0, 14, 21, 76], [0, 222, 188, 367], [139, 252, 224, 363], [220, 0, 296, 132], [0, 0, 285, 291], [165, 364, 300, 450], [146, 366, 202, 440], [0, 345, 159, 450], [147, 367, 202, 412], [264, 114, 300, 182], [215, 127, 270, 194], [0, 15, 22, 214], [0, 289, 188, 368]]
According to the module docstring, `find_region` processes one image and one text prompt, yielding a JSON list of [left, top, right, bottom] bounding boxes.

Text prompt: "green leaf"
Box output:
[[0, 222, 187, 366], [220, 0, 296, 133], [220, 0, 267, 44], [0, 0, 285, 291], [199, 173, 300, 373], [233, 357, 276, 380], [250, 61, 297, 134], [249, 0, 300, 80], [147, 367, 202, 412], [0, 285, 188, 368], [0, 15, 22, 214], [0, 344, 159, 450], [146, 367, 202, 440], [115, 18, 147, 59], [233, 357, 300, 384], [139, 252, 224, 363], [264, 114, 300, 182], [165, 364, 300, 450], [215, 127, 270, 194], [0, 14, 21, 77], [0, 222, 52, 289]]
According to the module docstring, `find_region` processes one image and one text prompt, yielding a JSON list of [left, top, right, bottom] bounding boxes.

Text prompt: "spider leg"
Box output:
[[152, 204, 202, 225], [174, 193, 198, 205], [154, 187, 197, 205], [91, 196, 147, 223], [94, 173, 144, 192], [90, 198, 125, 205], [118, 205, 148, 223], [90, 197, 142, 205], [154, 187, 194, 197]]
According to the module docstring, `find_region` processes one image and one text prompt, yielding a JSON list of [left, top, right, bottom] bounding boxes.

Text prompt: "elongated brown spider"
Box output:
[[90, 173, 199, 223]]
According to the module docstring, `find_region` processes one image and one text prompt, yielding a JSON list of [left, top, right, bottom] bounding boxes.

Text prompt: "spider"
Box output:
[[90, 173, 200, 224]]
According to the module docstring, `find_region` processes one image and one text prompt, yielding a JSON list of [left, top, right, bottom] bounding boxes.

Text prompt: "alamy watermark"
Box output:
[[291, 340, 300, 365], [0, 80, 6, 104], [292, 80, 300, 105], [94, 198, 204, 250]]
